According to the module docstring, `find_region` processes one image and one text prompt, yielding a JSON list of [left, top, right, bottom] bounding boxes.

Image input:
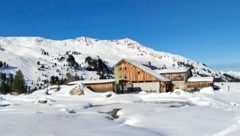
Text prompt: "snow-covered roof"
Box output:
[[187, 77, 214, 82], [155, 68, 190, 74], [82, 79, 124, 84], [117, 59, 170, 82], [69, 79, 127, 85]]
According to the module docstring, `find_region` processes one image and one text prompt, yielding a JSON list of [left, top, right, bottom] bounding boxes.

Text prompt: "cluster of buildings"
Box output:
[[80, 59, 214, 93]]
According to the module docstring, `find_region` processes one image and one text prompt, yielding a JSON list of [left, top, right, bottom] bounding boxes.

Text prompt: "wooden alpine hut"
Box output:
[[114, 59, 172, 93]]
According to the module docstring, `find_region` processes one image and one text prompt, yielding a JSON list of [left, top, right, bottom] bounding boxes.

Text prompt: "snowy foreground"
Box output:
[[1, 83, 240, 136]]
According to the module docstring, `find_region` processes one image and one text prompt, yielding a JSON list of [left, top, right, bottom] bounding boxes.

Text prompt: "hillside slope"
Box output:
[[0, 36, 234, 84]]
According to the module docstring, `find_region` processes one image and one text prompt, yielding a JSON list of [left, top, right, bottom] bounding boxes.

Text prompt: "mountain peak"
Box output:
[[0, 36, 236, 83]]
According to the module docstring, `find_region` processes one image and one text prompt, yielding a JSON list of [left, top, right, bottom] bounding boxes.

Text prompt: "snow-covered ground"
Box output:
[[1, 82, 240, 136]]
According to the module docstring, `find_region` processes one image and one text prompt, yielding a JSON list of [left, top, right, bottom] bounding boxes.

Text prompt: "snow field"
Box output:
[[1, 82, 240, 135]]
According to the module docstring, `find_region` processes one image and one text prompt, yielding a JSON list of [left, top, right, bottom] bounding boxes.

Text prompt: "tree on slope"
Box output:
[[0, 73, 12, 94], [11, 70, 26, 94], [0, 82, 10, 94]]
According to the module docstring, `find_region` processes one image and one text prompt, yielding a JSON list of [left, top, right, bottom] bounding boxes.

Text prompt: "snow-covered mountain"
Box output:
[[0, 36, 237, 84]]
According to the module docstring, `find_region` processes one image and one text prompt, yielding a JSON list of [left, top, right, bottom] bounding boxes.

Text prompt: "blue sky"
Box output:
[[0, 0, 240, 71]]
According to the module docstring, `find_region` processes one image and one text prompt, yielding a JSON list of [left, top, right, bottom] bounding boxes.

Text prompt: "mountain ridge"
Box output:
[[0, 36, 238, 86]]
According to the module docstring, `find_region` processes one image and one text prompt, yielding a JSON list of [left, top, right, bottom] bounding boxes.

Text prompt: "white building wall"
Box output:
[[172, 81, 186, 90], [133, 82, 160, 93]]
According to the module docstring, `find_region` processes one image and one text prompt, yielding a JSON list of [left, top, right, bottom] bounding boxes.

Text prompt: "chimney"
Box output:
[[148, 61, 151, 66]]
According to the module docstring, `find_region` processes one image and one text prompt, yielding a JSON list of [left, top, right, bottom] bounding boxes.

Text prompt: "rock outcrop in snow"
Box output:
[[69, 84, 84, 95]]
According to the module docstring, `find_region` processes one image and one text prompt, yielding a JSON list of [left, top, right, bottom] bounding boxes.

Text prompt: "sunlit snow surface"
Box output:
[[1, 82, 240, 136], [0, 37, 219, 82]]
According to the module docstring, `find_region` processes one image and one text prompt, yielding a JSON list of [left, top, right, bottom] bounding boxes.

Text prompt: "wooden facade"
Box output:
[[84, 79, 127, 93], [158, 69, 192, 90], [186, 81, 213, 91], [117, 60, 158, 82], [85, 82, 114, 92], [160, 70, 191, 82], [186, 76, 214, 91], [115, 59, 171, 93]]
